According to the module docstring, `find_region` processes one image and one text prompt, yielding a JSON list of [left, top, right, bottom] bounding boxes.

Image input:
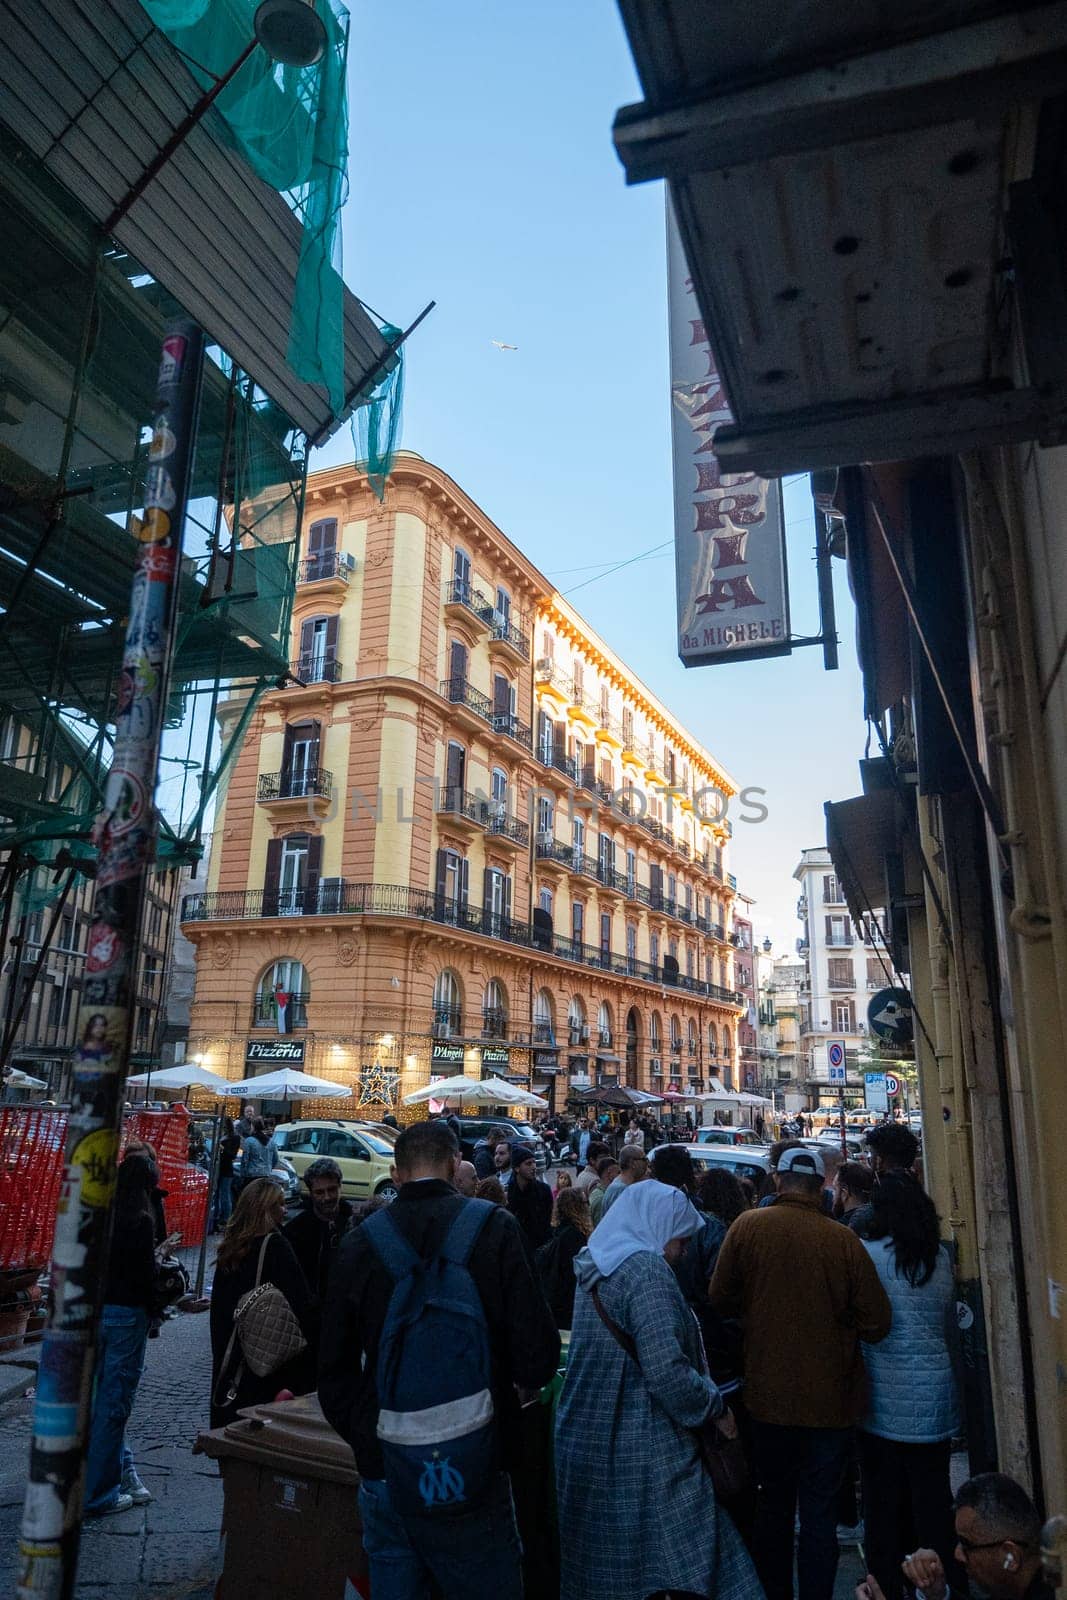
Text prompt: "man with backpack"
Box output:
[[319, 1120, 560, 1597]]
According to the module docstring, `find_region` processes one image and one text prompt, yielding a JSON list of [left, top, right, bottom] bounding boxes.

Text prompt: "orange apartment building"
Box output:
[[180, 453, 746, 1113]]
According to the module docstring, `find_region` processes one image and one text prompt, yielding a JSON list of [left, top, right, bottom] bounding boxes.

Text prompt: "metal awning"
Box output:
[[613, 0, 1067, 474], [824, 791, 899, 927], [0, 0, 393, 441]]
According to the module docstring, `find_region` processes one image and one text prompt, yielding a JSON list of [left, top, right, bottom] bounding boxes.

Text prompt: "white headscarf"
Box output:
[[585, 1179, 703, 1279]]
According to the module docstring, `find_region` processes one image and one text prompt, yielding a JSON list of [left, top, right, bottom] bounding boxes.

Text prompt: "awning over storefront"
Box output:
[[825, 790, 899, 929], [0, 0, 394, 440], [612, 1, 1067, 473]]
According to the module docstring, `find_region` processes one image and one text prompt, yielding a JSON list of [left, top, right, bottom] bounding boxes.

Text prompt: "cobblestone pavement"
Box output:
[[0, 1247, 222, 1600]]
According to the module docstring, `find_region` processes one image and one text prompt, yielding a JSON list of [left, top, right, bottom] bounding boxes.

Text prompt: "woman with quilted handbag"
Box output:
[[209, 1179, 317, 1427]]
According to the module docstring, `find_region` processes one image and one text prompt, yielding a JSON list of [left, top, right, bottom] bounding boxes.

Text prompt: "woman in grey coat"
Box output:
[[555, 1180, 762, 1600]]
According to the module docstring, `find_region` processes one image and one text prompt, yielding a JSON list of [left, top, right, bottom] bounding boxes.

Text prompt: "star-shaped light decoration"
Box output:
[[357, 1062, 400, 1108]]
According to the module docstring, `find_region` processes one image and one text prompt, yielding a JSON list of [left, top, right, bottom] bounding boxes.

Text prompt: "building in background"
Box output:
[[767, 956, 805, 1112], [181, 454, 746, 1113], [732, 897, 758, 1090], [794, 846, 887, 1107]]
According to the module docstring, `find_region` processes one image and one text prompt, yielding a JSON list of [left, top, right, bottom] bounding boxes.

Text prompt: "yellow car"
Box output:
[[272, 1119, 399, 1202]]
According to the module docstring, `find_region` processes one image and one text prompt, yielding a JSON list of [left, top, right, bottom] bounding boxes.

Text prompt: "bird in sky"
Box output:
[[491, 340, 518, 351]]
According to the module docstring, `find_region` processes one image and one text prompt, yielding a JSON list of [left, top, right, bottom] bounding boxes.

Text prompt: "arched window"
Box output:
[[670, 1014, 682, 1054], [687, 1018, 697, 1056], [255, 960, 308, 1029], [533, 988, 555, 1044], [568, 995, 587, 1045], [432, 970, 462, 1037], [625, 1007, 641, 1066], [649, 1010, 662, 1050], [490, 765, 509, 820], [709, 1024, 718, 1061], [483, 978, 508, 1039], [597, 1001, 612, 1047]]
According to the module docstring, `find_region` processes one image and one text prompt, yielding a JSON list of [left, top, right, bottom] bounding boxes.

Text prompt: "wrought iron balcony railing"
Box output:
[[298, 553, 349, 584], [257, 767, 332, 801]]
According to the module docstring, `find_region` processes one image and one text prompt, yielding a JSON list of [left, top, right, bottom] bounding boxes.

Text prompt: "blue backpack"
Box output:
[[363, 1199, 496, 1517]]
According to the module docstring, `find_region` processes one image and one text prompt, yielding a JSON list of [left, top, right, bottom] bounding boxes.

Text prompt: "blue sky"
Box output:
[[318, 0, 868, 951]]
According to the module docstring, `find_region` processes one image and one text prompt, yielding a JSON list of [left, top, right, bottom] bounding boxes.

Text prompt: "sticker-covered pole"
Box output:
[[18, 320, 204, 1600]]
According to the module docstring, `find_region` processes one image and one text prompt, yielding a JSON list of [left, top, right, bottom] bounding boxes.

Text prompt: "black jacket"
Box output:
[[282, 1198, 355, 1303], [105, 1212, 157, 1310], [318, 1180, 560, 1479], [534, 1223, 585, 1330], [506, 1175, 554, 1254], [209, 1230, 317, 1428]]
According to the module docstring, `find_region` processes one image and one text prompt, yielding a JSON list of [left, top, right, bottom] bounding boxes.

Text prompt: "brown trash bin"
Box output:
[[194, 1392, 367, 1599]]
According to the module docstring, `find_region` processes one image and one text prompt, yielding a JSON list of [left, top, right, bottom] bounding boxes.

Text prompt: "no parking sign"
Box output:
[[827, 1040, 846, 1085]]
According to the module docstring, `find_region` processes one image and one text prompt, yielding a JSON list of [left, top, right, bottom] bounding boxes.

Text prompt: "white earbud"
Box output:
[[1003, 1555, 1014, 1571]]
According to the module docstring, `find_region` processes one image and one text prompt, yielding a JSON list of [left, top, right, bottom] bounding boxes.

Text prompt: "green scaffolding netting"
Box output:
[[141, 0, 351, 415], [354, 324, 405, 501]]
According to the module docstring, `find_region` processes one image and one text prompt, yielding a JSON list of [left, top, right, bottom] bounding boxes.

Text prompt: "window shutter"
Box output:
[[483, 867, 493, 919], [552, 719, 565, 756], [309, 719, 322, 765], [650, 862, 663, 896], [306, 835, 323, 909], [537, 709, 551, 753], [493, 675, 510, 717], [298, 617, 315, 666], [281, 723, 295, 773], [503, 874, 512, 925], [847, 998, 856, 1030], [460, 857, 469, 909], [825, 915, 835, 942], [450, 640, 467, 683], [324, 613, 339, 658], [263, 839, 282, 916], [445, 742, 465, 793], [434, 848, 448, 901], [310, 518, 337, 555]]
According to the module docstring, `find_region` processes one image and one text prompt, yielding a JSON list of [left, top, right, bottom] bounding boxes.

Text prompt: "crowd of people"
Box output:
[[89, 1102, 1056, 1600]]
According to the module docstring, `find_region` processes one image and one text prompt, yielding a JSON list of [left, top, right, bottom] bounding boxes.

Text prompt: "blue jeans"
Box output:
[[358, 1472, 522, 1600], [84, 1306, 148, 1512], [750, 1420, 851, 1600], [212, 1172, 234, 1230]]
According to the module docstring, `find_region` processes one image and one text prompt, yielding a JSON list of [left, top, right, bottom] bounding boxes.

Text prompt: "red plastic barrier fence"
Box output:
[[0, 1105, 209, 1270]]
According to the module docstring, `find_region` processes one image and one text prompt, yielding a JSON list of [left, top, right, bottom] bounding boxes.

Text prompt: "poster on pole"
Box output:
[[667, 200, 791, 667]]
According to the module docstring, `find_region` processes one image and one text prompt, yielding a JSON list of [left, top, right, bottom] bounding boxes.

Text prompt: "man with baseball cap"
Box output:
[[710, 1143, 892, 1600]]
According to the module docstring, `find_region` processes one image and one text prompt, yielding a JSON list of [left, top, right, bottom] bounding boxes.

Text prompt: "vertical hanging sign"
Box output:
[[668, 201, 791, 666]]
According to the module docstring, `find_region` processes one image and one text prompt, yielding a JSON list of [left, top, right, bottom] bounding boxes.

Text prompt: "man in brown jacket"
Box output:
[[709, 1144, 892, 1600]]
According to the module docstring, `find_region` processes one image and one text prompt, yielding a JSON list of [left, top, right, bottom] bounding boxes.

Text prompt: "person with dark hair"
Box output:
[[653, 1145, 729, 1346], [282, 1156, 354, 1304], [601, 1145, 649, 1216], [506, 1143, 554, 1252], [472, 1123, 510, 1179], [857, 1471, 1051, 1600], [210, 1178, 317, 1427], [697, 1166, 751, 1229], [211, 1116, 240, 1232], [239, 1116, 278, 1186], [849, 1124, 920, 1236], [475, 1176, 506, 1205], [834, 1160, 875, 1222], [84, 1153, 160, 1514], [588, 1156, 620, 1224], [574, 1139, 610, 1193], [535, 1186, 592, 1329], [854, 1173, 962, 1599], [319, 1111, 559, 1597], [710, 1145, 892, 1600]]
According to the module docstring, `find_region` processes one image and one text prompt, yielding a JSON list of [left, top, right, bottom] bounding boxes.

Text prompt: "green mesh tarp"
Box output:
[[354, 323, 404, 500], [141, 0, 351, 414]]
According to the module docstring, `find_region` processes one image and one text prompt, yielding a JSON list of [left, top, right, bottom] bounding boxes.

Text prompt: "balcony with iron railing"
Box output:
[[439, 676, 493, 724], [257, 767, 333, 802], [537, 746, 579, 783], [251, 993, 309, 1029], [431, 1005, 462, 1038], [182, 885, 748, 1008], [481, 1007, 509, 1039], [298, 553, 350, 585], [291, 654, 342, 685], [444, 578, 495, 627], [487, 614, 530, 661], [826, 933, 855, 947], [533, 1021, 556, 1044], [491, 712, 532, 752], [597, 712, 624, 746]]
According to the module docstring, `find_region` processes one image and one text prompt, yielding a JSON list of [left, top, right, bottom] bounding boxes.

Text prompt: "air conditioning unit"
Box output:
[[535, 657, 553, 673], [317, 877, 346, 913], [337, 552, 356, 572]]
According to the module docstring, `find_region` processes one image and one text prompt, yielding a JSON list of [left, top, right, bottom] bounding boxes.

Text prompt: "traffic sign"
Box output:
[[868, 987, 913, 1046], [864, 1071, 888, 1113], [827, 1040, 846, 1085], [884, 1072, 901, 1097]]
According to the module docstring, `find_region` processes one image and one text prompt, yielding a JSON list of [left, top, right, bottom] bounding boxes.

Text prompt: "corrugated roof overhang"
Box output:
[[613, 0, 1067, 475], [0, 0, 393, 442], [824, 791, 899, 928]]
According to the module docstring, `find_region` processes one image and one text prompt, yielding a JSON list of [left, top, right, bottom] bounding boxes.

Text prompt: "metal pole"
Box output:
[[18, 319, 205, 1600]]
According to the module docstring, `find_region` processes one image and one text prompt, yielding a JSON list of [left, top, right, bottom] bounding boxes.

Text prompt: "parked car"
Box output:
[[696, 1126, 768, 1147], [447, 1116, 548, 1173], [650, 1141, 771, 1190], [813, 1130, 868, 1158], [271, 1119, 400, 1202]]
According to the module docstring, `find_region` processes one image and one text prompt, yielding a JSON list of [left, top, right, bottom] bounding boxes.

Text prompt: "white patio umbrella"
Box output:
[[224, 1066, 352, 1101], [404, 1074, 532, 1107], [3, 1068, 47, 1090], [490, 1081, 550, 1111], [126, 1061, 233, 1095]]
